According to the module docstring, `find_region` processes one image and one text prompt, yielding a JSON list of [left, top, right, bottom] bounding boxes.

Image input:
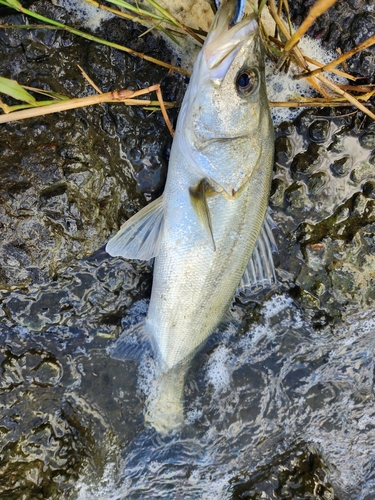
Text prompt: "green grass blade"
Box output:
[[1, 99, 67, 112], [143, 0, 179, 27], [0, 1, 189, 75], [3, 0, 22, 8], [0, 76, 36, 104], [156, 24, 181, 45], [104, 0, 173, 24]]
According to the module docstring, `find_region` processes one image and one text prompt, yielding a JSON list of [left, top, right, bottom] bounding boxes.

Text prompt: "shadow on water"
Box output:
[[1, 0, 375, 499]]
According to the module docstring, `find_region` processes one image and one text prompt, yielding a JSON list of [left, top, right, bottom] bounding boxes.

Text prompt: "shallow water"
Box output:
[[74, 294, 375, 499], [2, 291, 374, 499], [1, 1, 375, 499]]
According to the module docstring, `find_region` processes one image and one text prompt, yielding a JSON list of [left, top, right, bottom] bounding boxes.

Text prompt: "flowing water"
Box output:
[[1, 1, 375, 499]]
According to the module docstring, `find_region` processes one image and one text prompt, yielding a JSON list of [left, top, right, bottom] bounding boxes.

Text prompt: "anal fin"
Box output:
[[109, 322, 152, 362]]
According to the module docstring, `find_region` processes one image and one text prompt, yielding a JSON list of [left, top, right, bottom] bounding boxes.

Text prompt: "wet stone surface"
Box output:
[[289, 0, 375, 81], [1, 0, 375, 499], [271, 108, 375, 326], [0, 2, 183, 291]]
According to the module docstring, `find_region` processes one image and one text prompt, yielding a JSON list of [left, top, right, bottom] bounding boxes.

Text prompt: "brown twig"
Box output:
[[268, 35, 357, 81], [153, 84, 174, 136], [283, 0, 338, 52], [269, 99, 373, 108], [77, 65, 102, 94], [295, 33, 375, 80], [317, 73, 375, 119], [0, 87, 177, 127]]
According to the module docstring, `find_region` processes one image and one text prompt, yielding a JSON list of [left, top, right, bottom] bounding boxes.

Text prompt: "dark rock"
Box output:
[[290, 143, 325, 175], [308, 119, 330, 143], [308, 171, 328, 195], [330, 156, 352, 177], [275, 135, 293, 164], [359, 132, 375, 149]]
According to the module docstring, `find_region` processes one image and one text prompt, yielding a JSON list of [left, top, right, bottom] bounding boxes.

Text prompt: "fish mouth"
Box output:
[[204, 0, 258, 78]]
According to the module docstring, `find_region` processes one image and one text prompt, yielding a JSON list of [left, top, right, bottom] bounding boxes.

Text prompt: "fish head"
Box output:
[[178, 0, 273, 196]]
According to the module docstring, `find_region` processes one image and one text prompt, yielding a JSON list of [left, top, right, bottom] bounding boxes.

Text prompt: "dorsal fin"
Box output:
[[239, 210, 278, 292], [189, 179, 216, 251], [106, 195, 164, 261]]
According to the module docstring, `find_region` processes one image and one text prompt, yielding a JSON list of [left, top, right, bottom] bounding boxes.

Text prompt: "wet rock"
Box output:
[[0, 2, 180, 291], [359, 132, 375, 149], [290, 143, 325, 175], [350, 13, 375, 46], [350, 160, 375, 184], [285, 182, 310, 211], [362, 181, 375, 199], [308, 171, 328, 195], [275, 135, 293, 164], [330, 156, 352, 177], [269, 178, 285, 206], [308, 119, 330, 143], [22, 39, 51, 62], [231, 448, 338, 500]]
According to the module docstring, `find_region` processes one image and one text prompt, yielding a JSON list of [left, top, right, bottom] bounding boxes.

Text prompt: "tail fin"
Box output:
[[144, 365, 186, 435]]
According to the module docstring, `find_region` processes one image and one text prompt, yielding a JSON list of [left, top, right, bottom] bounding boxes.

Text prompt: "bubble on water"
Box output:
[[52, 0, 114, 30], [137, 354, 158, 398], [238, 323, 269, 350], [120, 299, 149, 330], [206, 345, 233, 393], [262, 293, 295, 320], [266, 33, 346, 126]]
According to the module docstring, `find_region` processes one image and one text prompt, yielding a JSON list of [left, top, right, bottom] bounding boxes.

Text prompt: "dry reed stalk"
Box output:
[[283, 0, 338, 52], [296, 33, 375, 79], [0, 85, 177, 133]]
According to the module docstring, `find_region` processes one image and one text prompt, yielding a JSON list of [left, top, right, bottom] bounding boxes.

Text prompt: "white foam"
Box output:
[[206, 345, 233, 392], [267, 31, 348, 126], [52, 0, 114, 30], [185, 407, 204, 424], [120, 298, 149, 330], [137, 354, 158, 397], [262, 293, 294, 320]]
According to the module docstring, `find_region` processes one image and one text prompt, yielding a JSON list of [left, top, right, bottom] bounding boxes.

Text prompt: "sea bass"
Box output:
[[106, 0, 276, 433]]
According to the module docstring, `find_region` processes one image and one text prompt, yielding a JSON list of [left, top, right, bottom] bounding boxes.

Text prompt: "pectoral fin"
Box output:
[[239, 210, 278, 292], [106, 195, 164, 261], [189, 179, 216, 251]]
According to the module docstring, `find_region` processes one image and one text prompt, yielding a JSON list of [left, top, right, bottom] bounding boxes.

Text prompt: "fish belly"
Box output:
[[145, 157, 271, 371]]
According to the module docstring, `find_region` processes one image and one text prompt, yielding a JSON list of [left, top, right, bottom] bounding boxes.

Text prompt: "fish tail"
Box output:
[[144, 365, 186, 435]]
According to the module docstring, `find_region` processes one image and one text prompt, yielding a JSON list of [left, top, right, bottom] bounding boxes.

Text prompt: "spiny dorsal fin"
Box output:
[[106, 195, 164, 261], [189, 179, 216, 251]]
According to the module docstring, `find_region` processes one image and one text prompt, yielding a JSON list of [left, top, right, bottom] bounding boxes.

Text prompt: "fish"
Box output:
[[106, 0, 276, 434]]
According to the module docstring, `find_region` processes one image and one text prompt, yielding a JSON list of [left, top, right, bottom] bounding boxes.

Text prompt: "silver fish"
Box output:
[[106, 0, 276, 433]]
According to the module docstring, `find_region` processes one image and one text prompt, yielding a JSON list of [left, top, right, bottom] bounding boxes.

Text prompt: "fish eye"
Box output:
[[236, 69, 258, 96]]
